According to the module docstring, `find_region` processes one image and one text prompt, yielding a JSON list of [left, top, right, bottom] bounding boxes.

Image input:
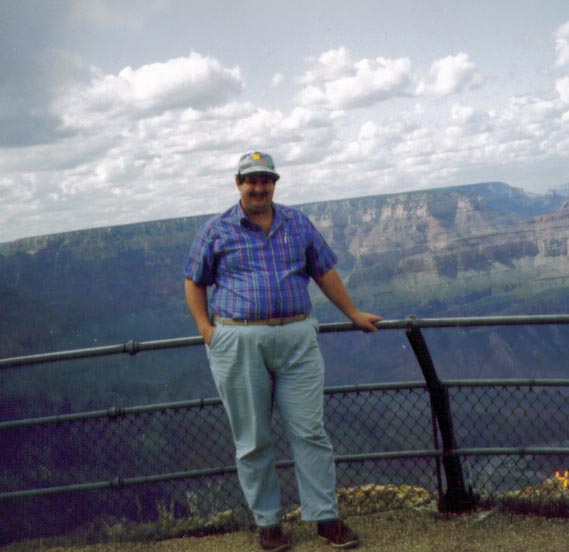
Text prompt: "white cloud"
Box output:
[[554, 21, 569, 68], [295, 48, 482, 110], [52, 52, 244, 128], [270, 73, 285, 88], [556, 76, 569, 103], [416, 53, 481, 96], [450, 103, 476, 125], [296, 49, 414, 109], [5, 21, 569, 242], [280, 107, 331, 131], [295, 85, 328, 108], [333, 121, 382, 162], [448, 103, 492, 135], [500, 95, 563, 135], [298, 47, 355, 85], [436, 92, 569, 179]]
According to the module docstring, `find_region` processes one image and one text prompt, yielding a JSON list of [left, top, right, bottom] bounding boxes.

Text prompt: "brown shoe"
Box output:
[[317, 519, 360, 549], [259, 524, 291, 551]]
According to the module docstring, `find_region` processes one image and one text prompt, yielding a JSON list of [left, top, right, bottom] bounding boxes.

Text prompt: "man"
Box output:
[[184, 151, 382, 551]]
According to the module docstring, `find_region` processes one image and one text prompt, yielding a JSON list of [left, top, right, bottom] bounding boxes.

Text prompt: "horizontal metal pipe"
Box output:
[[324, 381, 427, 394], [411, 314, 569, 329], [334, 450, 441, 462], [319, 314, 569, 333], [0, 465, 239, 500], [0, 450, 442, 500], [442, 379, 569, 388], [0, 396, 223, 430], [449, 447, 569, 457], [0, 382, 429, 430], [5, 445, 567, 501], [3, 378, 569, 430], [3, 314, 569, 369], [0, 344, 128, 368]]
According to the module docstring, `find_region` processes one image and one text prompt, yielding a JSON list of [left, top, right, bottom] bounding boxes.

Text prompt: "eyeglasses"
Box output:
[[241, 174, 276, 186]]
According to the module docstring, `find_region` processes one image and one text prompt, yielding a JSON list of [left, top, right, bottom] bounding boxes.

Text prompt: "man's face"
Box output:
[[236, 173, 276, 216]]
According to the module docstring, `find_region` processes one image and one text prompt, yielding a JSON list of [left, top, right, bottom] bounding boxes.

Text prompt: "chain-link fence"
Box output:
[[1, 316, 569, 545]]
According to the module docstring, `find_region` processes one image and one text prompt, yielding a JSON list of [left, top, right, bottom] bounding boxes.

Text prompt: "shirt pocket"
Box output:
[[279, 230, 306, 266]]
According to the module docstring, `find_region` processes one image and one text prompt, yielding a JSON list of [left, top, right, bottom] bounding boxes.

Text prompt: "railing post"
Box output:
[[405, 317, 475, 512]]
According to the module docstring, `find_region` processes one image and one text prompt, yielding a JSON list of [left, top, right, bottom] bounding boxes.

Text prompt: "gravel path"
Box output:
[[4, 509, 568, 552]]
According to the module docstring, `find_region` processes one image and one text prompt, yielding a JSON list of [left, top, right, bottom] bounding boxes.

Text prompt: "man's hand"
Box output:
[[185, 279, 217, 345], [314, 269, 382, 333], [350, 311, 383, 333], [201, 324, 216, 346]]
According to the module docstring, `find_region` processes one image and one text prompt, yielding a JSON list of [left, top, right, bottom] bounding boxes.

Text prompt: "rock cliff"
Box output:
[[1, 181, 569, 412]]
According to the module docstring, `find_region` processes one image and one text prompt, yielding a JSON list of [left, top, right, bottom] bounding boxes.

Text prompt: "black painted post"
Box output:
[[405, 320, 475, 512]]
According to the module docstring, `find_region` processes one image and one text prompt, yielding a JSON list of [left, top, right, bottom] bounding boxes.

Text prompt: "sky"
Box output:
[[1, 0, 569, 242]]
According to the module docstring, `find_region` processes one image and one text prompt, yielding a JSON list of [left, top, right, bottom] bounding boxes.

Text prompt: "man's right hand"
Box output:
[[185, 279, 216, 346], [201, 324, 216, 346]]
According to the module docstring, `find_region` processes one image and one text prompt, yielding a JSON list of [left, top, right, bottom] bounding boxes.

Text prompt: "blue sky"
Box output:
[[1, 0, 569, 242]]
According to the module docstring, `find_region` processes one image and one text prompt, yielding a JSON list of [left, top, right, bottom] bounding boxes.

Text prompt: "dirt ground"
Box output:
[[3, 509, 568, 552]]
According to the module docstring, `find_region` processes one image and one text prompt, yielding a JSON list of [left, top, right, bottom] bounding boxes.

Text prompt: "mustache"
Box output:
[[249, 191, 269, 198]]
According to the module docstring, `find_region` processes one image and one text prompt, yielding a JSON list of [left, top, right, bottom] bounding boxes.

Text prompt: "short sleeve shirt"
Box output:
[[184, 202, 337, 320]]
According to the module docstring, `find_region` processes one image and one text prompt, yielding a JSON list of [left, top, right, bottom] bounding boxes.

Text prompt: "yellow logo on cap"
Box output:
[[252, 153, 261, 160]]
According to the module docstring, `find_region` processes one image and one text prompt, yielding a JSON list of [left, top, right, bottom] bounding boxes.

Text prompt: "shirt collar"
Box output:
[[232, 202, 287, 229]]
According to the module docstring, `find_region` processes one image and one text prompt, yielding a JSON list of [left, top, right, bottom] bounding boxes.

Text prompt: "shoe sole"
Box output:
[[261, 542, 292, 552], [318, 535, 359, 549], [261, 543, 291, 552]]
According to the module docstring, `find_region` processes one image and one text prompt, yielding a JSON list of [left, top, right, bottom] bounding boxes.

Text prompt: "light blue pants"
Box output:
[[206, 316, 339, 527]]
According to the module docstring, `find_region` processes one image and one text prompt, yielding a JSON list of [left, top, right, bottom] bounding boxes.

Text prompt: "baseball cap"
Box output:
[[236, 151, 280, 180]]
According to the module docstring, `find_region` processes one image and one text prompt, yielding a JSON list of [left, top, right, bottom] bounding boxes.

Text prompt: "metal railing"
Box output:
[[1, 315, 569, 544]]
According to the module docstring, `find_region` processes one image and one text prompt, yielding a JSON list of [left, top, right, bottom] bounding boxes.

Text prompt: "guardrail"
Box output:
[[1, 315, 569, 544]]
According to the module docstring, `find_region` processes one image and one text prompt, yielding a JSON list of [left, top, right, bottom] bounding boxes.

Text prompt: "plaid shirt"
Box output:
[[184, 202, 337, 320]]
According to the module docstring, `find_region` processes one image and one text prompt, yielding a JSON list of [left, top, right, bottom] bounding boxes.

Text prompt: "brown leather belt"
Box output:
[[213, 314, 308, 326]]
